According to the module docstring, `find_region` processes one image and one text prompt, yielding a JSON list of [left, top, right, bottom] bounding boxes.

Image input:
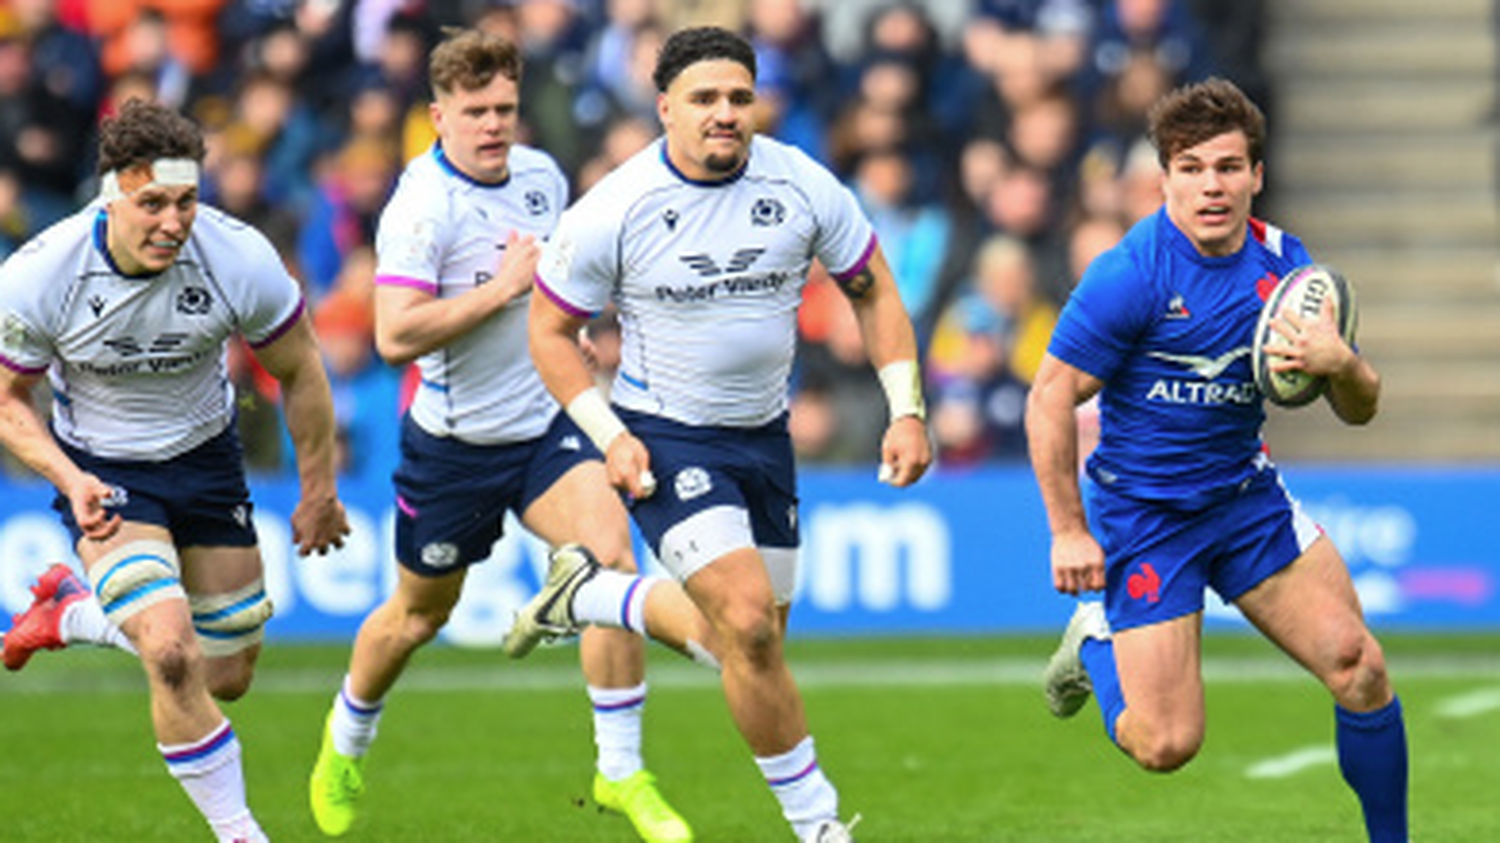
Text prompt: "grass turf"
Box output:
[[1, 633, 1496, 841]]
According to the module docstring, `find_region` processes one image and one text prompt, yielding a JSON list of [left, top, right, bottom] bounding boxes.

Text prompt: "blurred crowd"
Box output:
[[0, 0, 1267, 477]]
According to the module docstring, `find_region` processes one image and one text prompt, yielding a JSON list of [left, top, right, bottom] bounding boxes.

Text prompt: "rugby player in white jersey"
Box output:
[[307, 29, 713, 843], [519, 26, 932, 843], [0, 98, 350, 842]]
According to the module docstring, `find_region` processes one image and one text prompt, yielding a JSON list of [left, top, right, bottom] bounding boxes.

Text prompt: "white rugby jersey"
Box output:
[[375, 143, 568, 444], [537, 136, 876, 427], [0, 203, 304, 460]]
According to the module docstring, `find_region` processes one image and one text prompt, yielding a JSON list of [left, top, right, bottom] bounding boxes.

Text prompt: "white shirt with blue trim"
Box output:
[[537, 135, 876, 428], [375, 144, 569, 444], [0, 203, 304, 460]]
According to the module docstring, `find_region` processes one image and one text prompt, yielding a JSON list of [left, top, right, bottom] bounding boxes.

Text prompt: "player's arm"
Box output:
[[252, 311, 350, 555], [1324, 353, 1379, 425], [374, 230, 540, 366], [0, 367, 121, 540], [836, 245, 932, 487], [528, 290, 656, 499], [1026, 351, 1106, 595], [1271, 298, 1380, 425]]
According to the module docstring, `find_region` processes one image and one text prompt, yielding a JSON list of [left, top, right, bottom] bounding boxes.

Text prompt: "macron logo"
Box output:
[[1146, 347, 1250, 380]]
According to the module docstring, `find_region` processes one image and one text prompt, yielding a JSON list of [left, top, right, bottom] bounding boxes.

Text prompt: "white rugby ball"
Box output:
[[1251, 263, 1358, 408]]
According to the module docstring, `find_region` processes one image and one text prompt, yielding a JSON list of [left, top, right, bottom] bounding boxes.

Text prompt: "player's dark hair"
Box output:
[[96, 98, 205, 175], [1147, 77, 1266, 168], [429, 27, 523, 97], [652, 26, 757, 92]]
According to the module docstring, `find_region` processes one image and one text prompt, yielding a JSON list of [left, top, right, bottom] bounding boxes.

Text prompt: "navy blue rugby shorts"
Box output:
[[53, 424, 257, 548], [618, 408, 799, 560], [392, 412, 599, 576]]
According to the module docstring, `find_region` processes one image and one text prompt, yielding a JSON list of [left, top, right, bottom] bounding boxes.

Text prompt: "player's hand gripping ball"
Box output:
[[1251, 263, 1359, 407]]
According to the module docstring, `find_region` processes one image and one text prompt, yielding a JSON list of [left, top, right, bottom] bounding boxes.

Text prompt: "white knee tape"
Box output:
[[190, 580, 274, 657], [86, 540, 185, 625], [761, 547, 799, 607], [658, 505, 753, 583]]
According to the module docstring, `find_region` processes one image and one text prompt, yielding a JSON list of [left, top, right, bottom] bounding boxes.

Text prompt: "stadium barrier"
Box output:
[[0, 465, 1494, 642]]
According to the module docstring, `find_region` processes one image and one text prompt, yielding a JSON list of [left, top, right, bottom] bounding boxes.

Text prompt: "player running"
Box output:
[[518, 26, 931, 843], [1028, 78, 1406, 842], [306, 29, 711, 843], [0, 98, 350, 842]]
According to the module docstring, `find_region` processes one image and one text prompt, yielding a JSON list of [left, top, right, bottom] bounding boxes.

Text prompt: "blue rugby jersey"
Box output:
[[1047, 208, 1312, 506]]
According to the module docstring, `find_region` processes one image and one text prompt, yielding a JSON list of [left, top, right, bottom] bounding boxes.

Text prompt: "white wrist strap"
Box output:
[[878, 360, 927, 422], [566, 386, 628, 454]]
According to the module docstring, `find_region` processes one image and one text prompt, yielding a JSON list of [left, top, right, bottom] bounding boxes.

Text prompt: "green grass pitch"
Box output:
[[2, 633, 1496, 841]]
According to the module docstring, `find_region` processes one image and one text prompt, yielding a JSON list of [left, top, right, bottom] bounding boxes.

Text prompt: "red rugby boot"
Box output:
[[3, 564, 89, 671]]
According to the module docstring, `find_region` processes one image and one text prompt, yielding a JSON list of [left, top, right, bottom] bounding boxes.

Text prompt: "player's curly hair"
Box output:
[[429, 27, 522, 97], [1147, 77, 1266, 169], [652, 26, 757, 92], [96, 98, 206, 175]]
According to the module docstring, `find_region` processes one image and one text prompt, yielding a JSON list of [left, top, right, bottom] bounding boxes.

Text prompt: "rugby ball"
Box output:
[[1251, 263, 1358, 408]]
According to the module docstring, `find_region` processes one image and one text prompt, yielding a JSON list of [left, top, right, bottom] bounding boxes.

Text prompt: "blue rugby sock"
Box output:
[[1080, 637, 1126, 743], [1336, 696, 1408, 843]]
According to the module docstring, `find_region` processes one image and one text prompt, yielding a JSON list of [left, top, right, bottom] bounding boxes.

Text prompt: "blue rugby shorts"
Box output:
[[1084, 468, 1323, 632], [392, 412, 599, 576]]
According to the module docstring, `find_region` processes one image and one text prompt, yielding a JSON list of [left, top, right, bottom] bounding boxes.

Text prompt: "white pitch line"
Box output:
[[1244, 746, 1336, 779], [1434, 687, 1500, 719]]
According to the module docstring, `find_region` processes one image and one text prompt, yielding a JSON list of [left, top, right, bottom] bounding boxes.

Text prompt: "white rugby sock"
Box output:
[[160, 719, 265, 842], [330, 674, 384, 757], [757, 735, 839, 838], [590, 682, 646, 780], [572, 571, 656, 633], [60, 595, 138, 655]]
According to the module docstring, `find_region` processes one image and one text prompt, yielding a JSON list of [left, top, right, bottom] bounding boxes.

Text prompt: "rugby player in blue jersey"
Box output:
[[522, 26, 932, 843], [1028, 78, 1406, 842]]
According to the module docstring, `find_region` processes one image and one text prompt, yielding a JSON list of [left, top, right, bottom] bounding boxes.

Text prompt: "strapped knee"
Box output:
[[761, 547, 799, 607], [190, 581, 274, 657], [86, 540, 185, 625]]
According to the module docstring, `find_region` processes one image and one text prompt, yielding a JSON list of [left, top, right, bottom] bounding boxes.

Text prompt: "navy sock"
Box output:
[[1080, 637, 1126, 744], [1335, 696, 1408, 843]]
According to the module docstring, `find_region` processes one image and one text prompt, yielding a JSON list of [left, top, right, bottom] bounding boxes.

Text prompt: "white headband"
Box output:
[[99, 158, 201, 202]]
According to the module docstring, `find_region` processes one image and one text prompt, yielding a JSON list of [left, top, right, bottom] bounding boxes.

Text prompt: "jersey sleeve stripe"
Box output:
[[375, 274, 439, 295], [247, 297, 304, 350], [0, 353, 46, 376], [829, 233, 878, 283], [535, 273, 598, 319]]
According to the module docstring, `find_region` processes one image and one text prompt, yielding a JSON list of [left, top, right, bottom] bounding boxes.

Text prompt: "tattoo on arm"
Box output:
[[836, 266, 875, 300]]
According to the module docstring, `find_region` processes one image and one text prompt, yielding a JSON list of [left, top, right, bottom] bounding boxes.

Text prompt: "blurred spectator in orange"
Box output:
[[90, 0, 227, 81]]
